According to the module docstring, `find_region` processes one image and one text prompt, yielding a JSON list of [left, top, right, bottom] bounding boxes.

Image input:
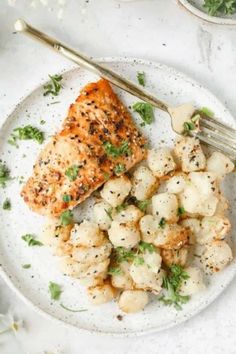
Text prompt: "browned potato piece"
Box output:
[[161, 246, 189, 267]]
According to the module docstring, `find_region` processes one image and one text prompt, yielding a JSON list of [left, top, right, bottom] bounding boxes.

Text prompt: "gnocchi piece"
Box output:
[[129, 263, 163, 293], [87, 283, 116, 305], [181, 218, 201, 244], [72, 239, 112, 264], [174, 137, 206, 172], [139, 215, 159, 243], [111, 261, 134, 290], [154, 224, 189, 250], [70, 221, 104, 247], [189, 172, 218, 199], [152, 193, 179, 223], [100, 175, 132, 207], [206, 152, 234, 180], [161, 247, 188, 267], [60, 257, 110, 279], [118, 290, 149, 313], [196, 216, 231, 245], [79, 276, 105, 288], [214, 195, 229, 216], [142, 249, 162, 273], [147, 148, 176, 177], [93, 201, 113, 230], [108, 221, 140, 249], [165, 174, 187, 194], [201, 241, 233, 274], [114, 205, 143, 224], [131, 165, 158, 201], [179, 266, 205, 296]]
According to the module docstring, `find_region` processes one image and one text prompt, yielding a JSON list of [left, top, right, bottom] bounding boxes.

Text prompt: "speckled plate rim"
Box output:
[[0, 56, 236, 337], [178, 0, 236, 25]]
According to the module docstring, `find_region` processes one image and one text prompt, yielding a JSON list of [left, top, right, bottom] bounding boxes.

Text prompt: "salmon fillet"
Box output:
[[21, 79, 147, 217]]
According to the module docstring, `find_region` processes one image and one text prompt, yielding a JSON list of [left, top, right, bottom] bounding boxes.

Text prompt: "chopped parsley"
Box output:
[[114, 163, 126, 175], [21, 234, 43, 246], [8, 125, 44, 147], [136, 199, 150, 213], [137, 71, 145, 87], [22, 264, 31, 269], [105, 207, 113, 221], [138, 241, 155, 254], [133, 256, 145, 266], [183, 121, 196, 133], [159, 264, 190, 310], [115, 247, 144, 266], [115, 202, 128, 213], [159, 217, 166, 229], [60, 210, 74, 226], [108, 267, 122, 275], [2, 198, 11, 210], [200, 106, 214, 117], [60, 303, 88, 312], [43, 74, 63, 96], [49, 282, 62, 300], [0, 162, 11, 188], [133, 102, 154, 125], [40, 120, 46, 125], [177, 207, 186, 216], [203, 0, 236, 16], [65, 165, 80, 181], [62, 194, 72, 203], [103, 140, 131, 158]]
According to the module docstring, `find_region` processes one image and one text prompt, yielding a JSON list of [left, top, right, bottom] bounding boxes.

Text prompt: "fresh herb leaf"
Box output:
[[133, 102, 154, 125], [49, 281, 62, 300], [177, 206, 186, 216], [200, 106, 214, 117], [114, 163, 126, 175], [62, 194, 72, 202], [138, 241, 155, 254], [203, 0, 236, 16], [40, 120, 46, 125], [136, 199, 150, 213], [159, 264, 190, 310], [0, 162, 11, 188], [43, 74, 63, 96], [60, 210, 73, 226], [103, 140, 131, 158], [159, 217, 166, 229], [133, 255, 145, 266], [108, 267, 122, 275], [183, 121, 196, 133], [105, 207, 113, 221], [22, 264, 31, 269], [2, 198, 11, 210], [115, 247, 136, 263], [60, 303, 87, 312], [65, 165, 80, 181], [137, 71, 145, 87], [22, 234, 43, 246], [115, 202, 128, 213], [8, 125, 44, 147], [191, 114, 200, 123]]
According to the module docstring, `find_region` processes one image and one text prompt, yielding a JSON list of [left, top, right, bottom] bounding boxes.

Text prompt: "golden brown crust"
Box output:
[[21, 79, 147, 217]]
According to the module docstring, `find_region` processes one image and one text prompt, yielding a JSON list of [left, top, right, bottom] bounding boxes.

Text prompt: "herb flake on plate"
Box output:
[[43, 74, 63, 96], [137, 71, 145, 87], [22, 234, 43, 246], [133, 102, 154, 125], [49, 282, 62, 300], [0, 162, 11, 188], [60, 303, 88, 312], [22, 264, 31, 269], [2, 198, 11, 210], [8, 125, 44, 147]]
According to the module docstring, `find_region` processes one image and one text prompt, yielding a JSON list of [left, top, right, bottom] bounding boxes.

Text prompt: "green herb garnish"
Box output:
[[177, 207, 186, 216], [65, 165, 80, 181], [105, 207, 113, 221], [2, 198, 11, 210], [115, 247, 136, 263], [108, 267, 122, 275], [133, 256, 145, 266], [103, 140, 131, 158], [159, 264, 190, 310], [138, 241, 155, 254], [115, 202, 128, 213], [60, 210, 73, 226], [22, 264, 31, 269], [0, 162, 11, 188], [114, 163, 126, 175], [183, 121, 196, 133], [159, 217, 166, 229], [137, 72, 145, 87], [136, 199, 150, 213], [200, 106, 214, 117], [8, 125, 44, 147], [60, 303, 87, 312], [203, 0, 236, 16], [40, 120, 46, 125], [62, 194, 72, 203], [49, 282, 62, 300], [21, 234, 43, 246], [133, 102, 154, 125], [44, 74, 63, 96]]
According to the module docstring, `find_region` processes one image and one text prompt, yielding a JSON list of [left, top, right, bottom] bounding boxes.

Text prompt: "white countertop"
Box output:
[[0, 1, 236, 353]]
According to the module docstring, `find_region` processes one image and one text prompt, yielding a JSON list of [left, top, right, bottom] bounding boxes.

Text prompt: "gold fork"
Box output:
[[14, 19, 236, 162]]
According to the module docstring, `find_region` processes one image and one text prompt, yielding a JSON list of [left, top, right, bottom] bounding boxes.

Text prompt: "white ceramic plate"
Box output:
[[179, 0, 236, 25], [0, 58, 236, 337]]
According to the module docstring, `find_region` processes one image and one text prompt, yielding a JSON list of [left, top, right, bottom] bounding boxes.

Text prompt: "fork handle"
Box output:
[[14, 19, 169, 112]]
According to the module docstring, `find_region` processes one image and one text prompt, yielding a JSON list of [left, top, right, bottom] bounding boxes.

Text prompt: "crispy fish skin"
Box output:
[[21, 79, 147, 217]]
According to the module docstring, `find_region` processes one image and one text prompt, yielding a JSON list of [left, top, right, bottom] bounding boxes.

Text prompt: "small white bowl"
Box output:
[[178, 0, 236, 25]]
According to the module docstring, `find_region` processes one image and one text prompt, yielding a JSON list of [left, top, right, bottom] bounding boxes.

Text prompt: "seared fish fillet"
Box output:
[[21, 79, 147, 217]]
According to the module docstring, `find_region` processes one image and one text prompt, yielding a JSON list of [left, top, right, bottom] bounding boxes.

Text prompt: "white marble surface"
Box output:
[[0, 0, 236, 353]]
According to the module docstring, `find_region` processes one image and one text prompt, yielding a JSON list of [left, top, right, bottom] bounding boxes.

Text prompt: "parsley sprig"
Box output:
[[8, 125, 44, 147], [44, 74, 63, 96], [133, 102, 154, 125], [49, 282, 62, 300], [22, 234, 43, 246], [136, 199, 150, 213], [137, 72, 145, 87], [103, 140, 131, 158], [203, 0, 236, 16], [159, 265, 190, 310], [0, 162, 11, 188], [60, 210, 74, 226]]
